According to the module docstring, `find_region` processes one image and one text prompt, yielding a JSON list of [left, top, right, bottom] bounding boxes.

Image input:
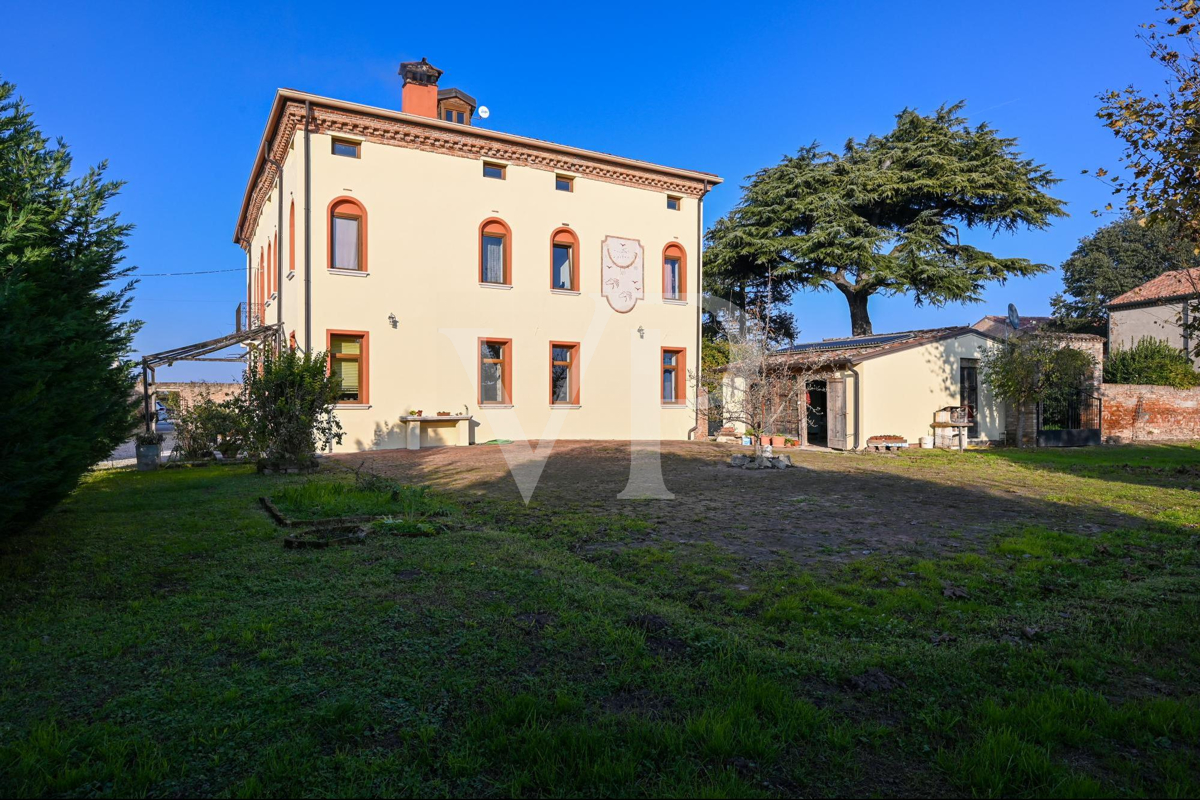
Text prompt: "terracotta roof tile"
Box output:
[[1109, 267, 1200, 307]]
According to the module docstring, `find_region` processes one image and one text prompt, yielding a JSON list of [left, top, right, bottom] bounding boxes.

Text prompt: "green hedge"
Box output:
[[1103, 338, 1200, 388]]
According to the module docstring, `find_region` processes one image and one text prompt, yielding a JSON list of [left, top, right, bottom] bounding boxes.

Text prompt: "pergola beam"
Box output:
[[140, 323, 281, 433]]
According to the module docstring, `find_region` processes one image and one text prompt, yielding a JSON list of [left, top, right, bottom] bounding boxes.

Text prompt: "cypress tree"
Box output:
[[0, 79, 139, 534]]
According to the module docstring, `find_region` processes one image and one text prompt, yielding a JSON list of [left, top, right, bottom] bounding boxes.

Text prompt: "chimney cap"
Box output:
[[399, 57, 443, 86]]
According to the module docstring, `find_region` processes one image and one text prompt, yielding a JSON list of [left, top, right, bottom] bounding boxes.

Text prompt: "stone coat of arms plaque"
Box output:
[[600, 235, 644, 313]]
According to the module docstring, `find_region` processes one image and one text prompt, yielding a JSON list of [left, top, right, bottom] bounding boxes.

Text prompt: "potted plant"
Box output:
[[135, 431, 164, 471], [409, 409, 423, 417]]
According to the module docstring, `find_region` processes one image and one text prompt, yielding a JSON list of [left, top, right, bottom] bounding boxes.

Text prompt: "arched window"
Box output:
[[289, 201, 296, 273], [549, 227, 579, 292], [327, 197, 367, 272], [662, 243, 687, 302], [257, 247, 265, 309], [267, 239, 274, 296], [479, 218, 512, 285]]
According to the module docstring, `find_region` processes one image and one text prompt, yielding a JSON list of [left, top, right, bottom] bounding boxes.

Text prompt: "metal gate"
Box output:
[[1036, 389, 1102, 447]]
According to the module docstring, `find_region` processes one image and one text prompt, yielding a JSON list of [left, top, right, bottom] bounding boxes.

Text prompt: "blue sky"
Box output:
[[5, 0, 1161, 380]]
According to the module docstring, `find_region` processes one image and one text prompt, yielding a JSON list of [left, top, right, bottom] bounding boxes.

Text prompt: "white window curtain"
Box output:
[[665, 258, 680, 297], [333, 216, 360, 270], [483, 235, 505, 283]]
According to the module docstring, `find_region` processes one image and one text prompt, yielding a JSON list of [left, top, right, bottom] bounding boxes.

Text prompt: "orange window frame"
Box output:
[[327, 196, 368, 272], [479, 218, 512, 285], [478, 337, 513, 405], [555, 174, 574, 192], [326, 329, 369, 405], [549, 227, 580, 292], [549, 341, 580, 405], [661, 347, 686, 405], [662, 243, 687, 301]]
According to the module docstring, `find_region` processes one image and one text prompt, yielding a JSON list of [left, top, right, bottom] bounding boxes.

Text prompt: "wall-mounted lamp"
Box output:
[[637, 326, 645, 339], [388, 313, 398, 329]]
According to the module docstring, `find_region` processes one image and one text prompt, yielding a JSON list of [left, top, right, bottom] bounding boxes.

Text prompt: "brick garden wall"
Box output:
[[1101, 384, 1200, 443], [136, 381, 242, 409]]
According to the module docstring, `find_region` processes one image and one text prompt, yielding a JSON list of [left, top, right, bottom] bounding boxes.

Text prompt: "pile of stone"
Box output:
[[729, 454, 793, 470]]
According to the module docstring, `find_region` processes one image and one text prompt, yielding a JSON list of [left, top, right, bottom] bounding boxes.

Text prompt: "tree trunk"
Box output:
[[1016, 407, 1025, 449], [845, 291, 873, 336]]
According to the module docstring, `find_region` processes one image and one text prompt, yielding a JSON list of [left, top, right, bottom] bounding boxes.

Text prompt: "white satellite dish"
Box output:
[[478, 106, 490, 119]]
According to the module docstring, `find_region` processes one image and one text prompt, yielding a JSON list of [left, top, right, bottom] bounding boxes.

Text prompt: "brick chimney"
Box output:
[[399, 58, 443, 118]]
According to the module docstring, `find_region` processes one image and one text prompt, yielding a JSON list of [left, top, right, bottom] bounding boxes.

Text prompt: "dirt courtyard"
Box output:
[[331, 440, 1165, 564]]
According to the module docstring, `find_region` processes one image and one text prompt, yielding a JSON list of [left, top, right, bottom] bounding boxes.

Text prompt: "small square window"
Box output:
[[444, 109, 454, 121], [332, 139, 360, 158], [667, 196, 681, 211], [483, 162, 505, 180], [556, 175, 574, 192], [456, 111, 465, 124]]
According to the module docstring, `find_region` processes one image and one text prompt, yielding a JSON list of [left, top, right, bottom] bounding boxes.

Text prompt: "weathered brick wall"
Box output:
[[1101, 384, 1200, 443], [136, 381, 242, 408]]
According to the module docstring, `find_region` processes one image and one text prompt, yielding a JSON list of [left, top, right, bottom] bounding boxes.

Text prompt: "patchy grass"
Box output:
[[1, 445, 1198, 797], [271, 475, 456, 521]]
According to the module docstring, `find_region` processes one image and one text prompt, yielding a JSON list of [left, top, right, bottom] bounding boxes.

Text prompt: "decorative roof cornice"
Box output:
[[235, 90, 721, 247]]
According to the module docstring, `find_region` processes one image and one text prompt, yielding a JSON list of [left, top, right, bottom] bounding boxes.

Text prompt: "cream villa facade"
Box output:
[[234, 60, 721, 451]]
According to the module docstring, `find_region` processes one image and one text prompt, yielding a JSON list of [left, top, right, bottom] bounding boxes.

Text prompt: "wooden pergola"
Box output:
[[139, 323, 281, 433]]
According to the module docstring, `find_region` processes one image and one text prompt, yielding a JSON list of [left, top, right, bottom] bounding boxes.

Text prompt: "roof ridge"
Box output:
[[1109, 265, 1200, 307]]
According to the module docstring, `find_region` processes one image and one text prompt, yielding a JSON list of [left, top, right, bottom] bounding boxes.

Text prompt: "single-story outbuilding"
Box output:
[[725, 326, 1004, 449]]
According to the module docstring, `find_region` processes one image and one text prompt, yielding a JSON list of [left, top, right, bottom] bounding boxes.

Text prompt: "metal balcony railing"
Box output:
[[235, 302, 266, 333]]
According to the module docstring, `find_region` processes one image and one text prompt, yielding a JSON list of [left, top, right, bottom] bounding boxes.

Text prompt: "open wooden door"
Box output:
[[827, 377, 850, 449]]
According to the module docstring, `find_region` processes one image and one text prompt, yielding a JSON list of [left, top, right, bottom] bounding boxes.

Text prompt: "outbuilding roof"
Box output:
[[1109, 267, 1200, 308], [773, 326, 994, 367]]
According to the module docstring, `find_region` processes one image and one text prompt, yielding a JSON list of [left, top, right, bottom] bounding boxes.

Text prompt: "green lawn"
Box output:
[[1, 446, 1198, 798]]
